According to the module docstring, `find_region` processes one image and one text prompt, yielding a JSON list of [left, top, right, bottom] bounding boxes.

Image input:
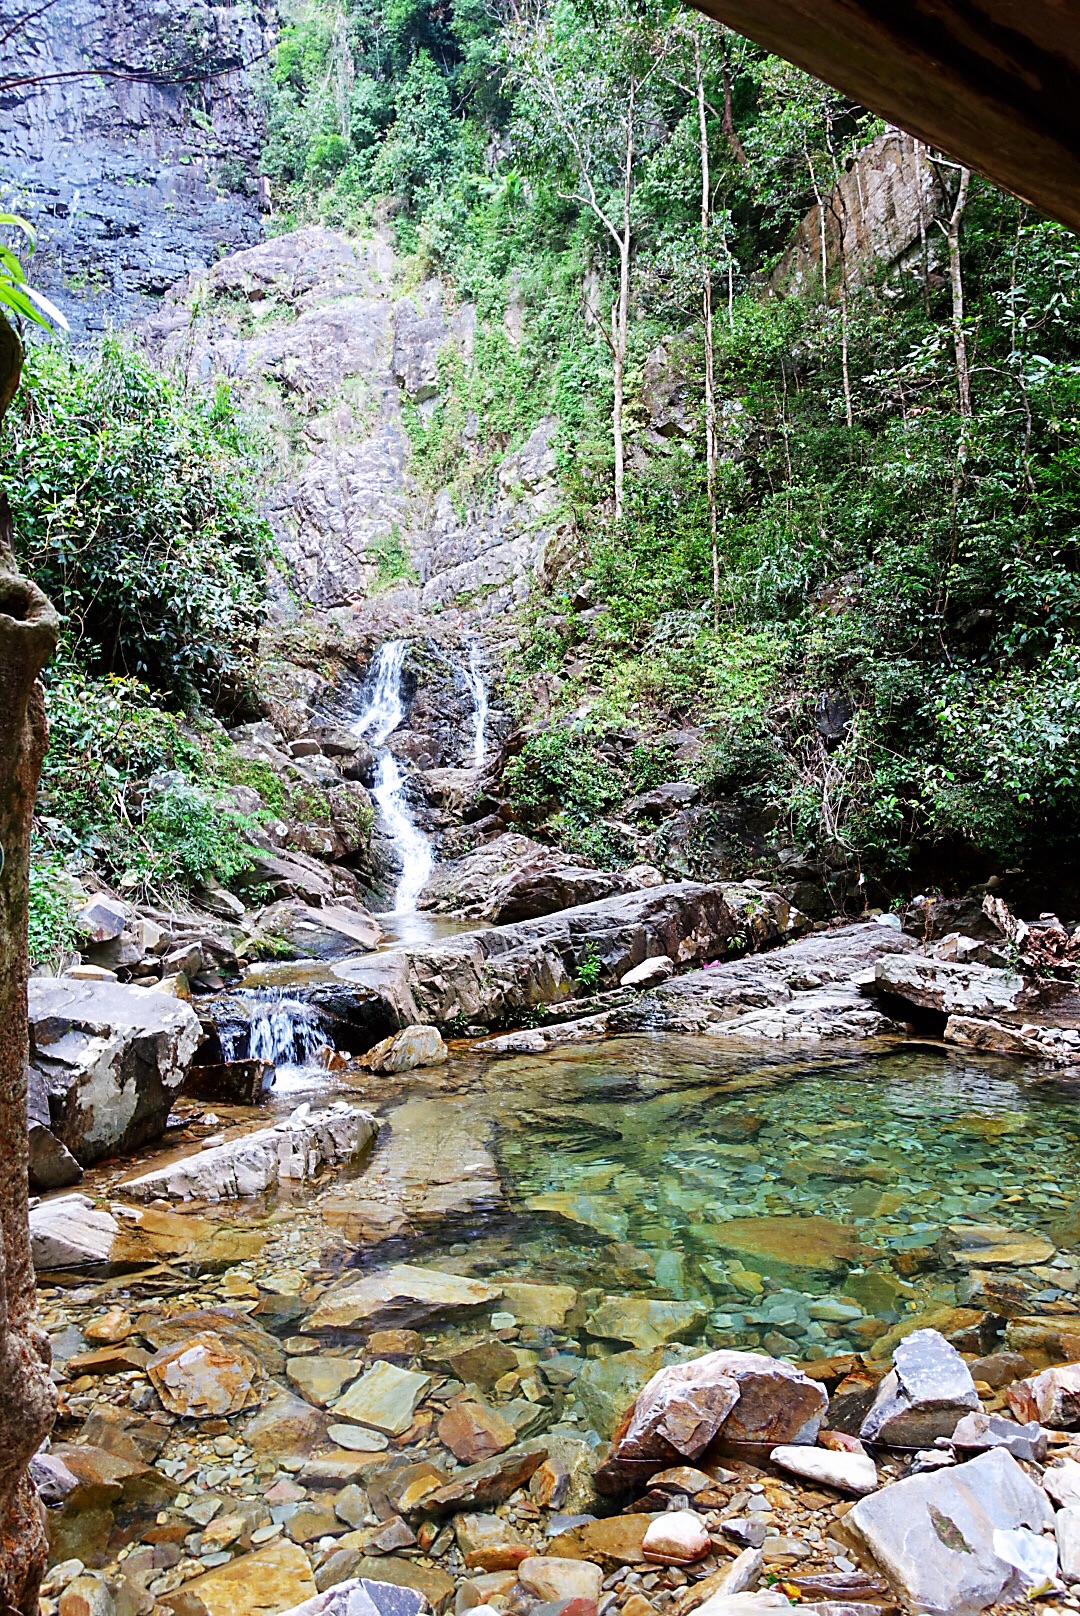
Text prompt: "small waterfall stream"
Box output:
[[219, 989, 327, 1093], [466, 642, 488, 771], [350, 640, 434, 913]]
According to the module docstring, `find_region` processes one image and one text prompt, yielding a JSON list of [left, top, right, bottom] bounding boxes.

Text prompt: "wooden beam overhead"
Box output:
[[693, 0, 1080, 234]]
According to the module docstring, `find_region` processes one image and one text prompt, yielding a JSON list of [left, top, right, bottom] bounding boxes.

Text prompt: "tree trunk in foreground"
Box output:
[[0, 314, 59, 1616]]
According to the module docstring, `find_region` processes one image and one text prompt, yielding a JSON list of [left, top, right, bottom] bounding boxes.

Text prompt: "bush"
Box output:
[[3, 339, 272, 712]]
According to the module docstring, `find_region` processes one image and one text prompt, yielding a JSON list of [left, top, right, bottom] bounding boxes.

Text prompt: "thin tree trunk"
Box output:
[[719, 33, 748, 169], [947, 167, 972, 418], [694, 35, 720, 626], [612, 82, 634, 524], [0, 316, 59, 1616], [914, 137, 930, 313]]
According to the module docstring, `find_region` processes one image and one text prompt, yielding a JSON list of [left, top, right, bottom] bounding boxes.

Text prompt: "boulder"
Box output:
[[641, 1511, 710, 1564], [121, 1102, 377, 1201], [845, 1448, 1054, 1616], [28, 977, 201, 1166], [598, 1351, 826, 1489], [1058, 1506, 1080, 1582], [1007, 1362, 1080, 1428], [76, 895, 129, 943], [358, 1026, 447, 1074], [419, 833, 654, 923], [872, 955, 1037, 1018], [517, 1558, 603, 1602], [160, 1540, 316, 1616], [951, 1411, 1047, 1463], [860, 1329, 979, 1446]]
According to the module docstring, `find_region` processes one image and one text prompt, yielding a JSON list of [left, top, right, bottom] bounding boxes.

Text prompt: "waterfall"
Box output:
[[218, 990, 327, 1094], [350, 641, 434, 913], [466, 641, 488, 771]]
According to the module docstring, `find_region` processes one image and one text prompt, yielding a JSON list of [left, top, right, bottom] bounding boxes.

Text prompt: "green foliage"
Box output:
[[136, 785, 261, 893], [0, 214, 69, 335], [2, 339, 272, 710], [27, 855, 79, 971], [368, 523, 419, 588], [576, 943, 602, 989]]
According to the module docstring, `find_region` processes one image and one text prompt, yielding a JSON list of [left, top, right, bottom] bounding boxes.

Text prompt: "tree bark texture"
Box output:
[[693, 35, 720, 624], [947, 166, 973, 418], [0, 319, 59, 1616]]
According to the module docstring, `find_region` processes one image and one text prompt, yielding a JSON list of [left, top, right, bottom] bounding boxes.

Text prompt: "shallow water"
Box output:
[[369, 1036, 1080, 1366]]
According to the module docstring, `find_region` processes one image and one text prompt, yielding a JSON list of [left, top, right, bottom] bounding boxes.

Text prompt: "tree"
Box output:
[[0, 223, 61, 1616], [505, 0, 671, 522]]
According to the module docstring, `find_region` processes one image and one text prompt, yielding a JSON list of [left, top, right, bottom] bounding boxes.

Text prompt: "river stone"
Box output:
[[245, 1392, 327, 1456], [642, 1510, 710, 1564], [585, 1297, 708, 1351], [410, 1444, 548, 1515], [287, 1356, 362, 1408], [769, 1445, 877, 1496], [845, 1448, 1053, 1616], [518, 1557, 604, 1602], [333, 1361, 431, 1435], [949, 1224, 1056, 1267], [621, 956, 675, 988], [147, 1331, 261, 1419], [681, 1596, 789, 1616], [500, 1282, 580, 1329], [951, 1411, 1047, 1463], [304, 1266, 501, 1332], [359, 1026, 447, 1073], [547, 1515, 655, 1566], [160, 1539, 315, 1616], [860, 1329, 978, 1446], [603, 1350, 826, 1479], [274, 1580, 429, 1616], [327, 1425, 389, 1453], [141, 1308, 285, 1375], [1007, 1363, 1080, 1428], [123, 1102, 377, 1201], [351, 1557, 453, 1612], [437, 1401, 517, 1462], [574, 1349, 668, 1439], [443, 1337, 518, 1390], [703, 1216, 860, 1273]]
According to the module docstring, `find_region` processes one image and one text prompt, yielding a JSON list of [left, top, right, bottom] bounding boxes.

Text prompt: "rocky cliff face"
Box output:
[[2, 0, 272, 339], [141, 226, 563, 740]]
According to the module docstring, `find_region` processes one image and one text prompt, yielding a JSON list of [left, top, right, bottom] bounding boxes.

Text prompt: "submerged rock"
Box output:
[[147, 1330, 261, 1419], [584, 1297, 707, 1351], [28, 976, 201, 1166], [121, 1102, 377, 1201], [845, 1448, 1053, 1616], [304, 1265, 502, 1333]]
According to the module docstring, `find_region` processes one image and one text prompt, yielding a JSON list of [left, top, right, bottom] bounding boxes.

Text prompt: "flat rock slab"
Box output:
[[949, 1223, 1055, 1267], [320, 1098, 503, 1245], [873, 954, 1035, 1017], [30, 1196, 119, 1270], [304, 1264, 502, 1334], [846, 1447, 1053, 1616], [160, 1539, 316, 1616], [410, 1444, 549, 1515], [585, 1297, 707, 1351], [122, 1102, 377, 1201], [701, 1216, 861, 1274], [333, 1360, 431, 1435]]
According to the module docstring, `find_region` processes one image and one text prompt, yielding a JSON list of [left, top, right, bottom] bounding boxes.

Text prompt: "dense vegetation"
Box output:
[[265, 0, 1080, 901], [0, 341, 275, 959]]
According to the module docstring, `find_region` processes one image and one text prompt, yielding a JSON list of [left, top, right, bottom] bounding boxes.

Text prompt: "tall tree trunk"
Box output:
[[694, 35, 720, 625], [947, 166, 973, 418], [612, 83, 634, 524], [0, 315, 59, 1616], [719, 33, 748, 169]]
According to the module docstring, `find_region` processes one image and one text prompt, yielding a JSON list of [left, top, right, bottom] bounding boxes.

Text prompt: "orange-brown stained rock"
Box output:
[[702, 1215, 861, 1273], [147, 1332, 260, 1419], [437, 1402, 517, 1463]]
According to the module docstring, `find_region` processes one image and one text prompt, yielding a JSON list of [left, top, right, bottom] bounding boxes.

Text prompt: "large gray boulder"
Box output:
[[872, 954, 1038, 1018], [419, 831, 661, 924], [846, 1448, 1054, 1616], [28, 977, 201, 1167], [860, 1328, 979, 1446]]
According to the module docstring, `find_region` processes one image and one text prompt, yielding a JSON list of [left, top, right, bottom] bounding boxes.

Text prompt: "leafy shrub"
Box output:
[[27, 855, 79, 971], [3, 340, 272, 712]]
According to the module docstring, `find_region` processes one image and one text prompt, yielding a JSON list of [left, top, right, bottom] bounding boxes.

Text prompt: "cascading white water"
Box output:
[[219, 989, 327, 1094], [466, 641, 489, 771], [350, 641, 434, 913]]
